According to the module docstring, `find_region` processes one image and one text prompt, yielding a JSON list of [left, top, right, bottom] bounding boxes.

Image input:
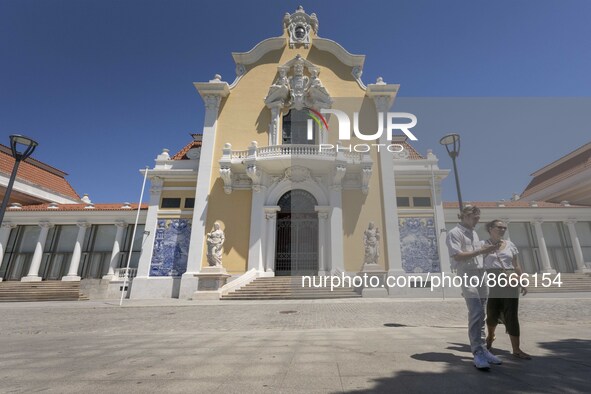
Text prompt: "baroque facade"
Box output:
[[1, 8, 590, 299]]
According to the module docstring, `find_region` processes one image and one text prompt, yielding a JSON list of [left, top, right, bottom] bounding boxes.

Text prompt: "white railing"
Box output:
[[114, 268, 137, 280], [257, 144, 336, 157], [231, 150, 248, 159], [225, 144, 364, 162], [219, 268, 259, 296]]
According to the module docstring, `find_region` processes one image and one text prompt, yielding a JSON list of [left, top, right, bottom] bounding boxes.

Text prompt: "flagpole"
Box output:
[[120, 166, 149, 306]]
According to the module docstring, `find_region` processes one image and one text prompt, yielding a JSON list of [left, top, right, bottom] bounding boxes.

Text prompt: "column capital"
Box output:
[[203, 95, 222, 111], [115, 220, 128, 229], [264, 206, 281, 220], [314, 206, 331, 219], [564, 218, 578, 225], [150, 176, 164, 194], [76, 221, 92, 229], [533, 218, 544, 225], [499, 218, 511, 224], [38, 221, 54, 229], [1, 222, 17, 229]]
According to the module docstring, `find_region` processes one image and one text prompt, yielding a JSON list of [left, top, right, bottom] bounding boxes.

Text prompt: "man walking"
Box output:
[[446, 205, 502, 370]]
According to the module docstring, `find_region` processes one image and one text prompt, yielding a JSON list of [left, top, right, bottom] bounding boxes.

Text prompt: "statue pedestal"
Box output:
[[358, 264, 389, 298], [192, 266, 231, 300]]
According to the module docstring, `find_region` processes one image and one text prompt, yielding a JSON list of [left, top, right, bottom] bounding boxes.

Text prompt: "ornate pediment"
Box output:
[[283, 6, 318, 48]]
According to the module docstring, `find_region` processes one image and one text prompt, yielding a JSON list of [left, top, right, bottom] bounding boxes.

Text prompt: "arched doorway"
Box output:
[[275, 190, 318, 276]]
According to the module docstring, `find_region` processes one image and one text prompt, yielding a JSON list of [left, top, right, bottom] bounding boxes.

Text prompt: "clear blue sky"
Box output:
[[1, 0, 590, 203]]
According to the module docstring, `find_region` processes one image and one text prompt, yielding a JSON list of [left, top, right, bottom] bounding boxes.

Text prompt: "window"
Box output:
[[413, 197, 431, 207], [396, 197, 410, 207], [161, 198, 181, 209], [282, 110, 316, 144], [184, 198, 195, 209]]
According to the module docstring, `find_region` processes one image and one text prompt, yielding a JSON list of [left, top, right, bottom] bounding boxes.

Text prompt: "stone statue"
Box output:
[[206, 222, 225, 267], [363, 222, 380, 265], [264, 69, 289, 106], [307, 69, 332, 109], [289, 57, 309, 110]]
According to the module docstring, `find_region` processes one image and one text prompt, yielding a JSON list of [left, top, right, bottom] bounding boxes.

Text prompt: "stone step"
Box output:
[[221, 276, 361, 300], [0, 281, 86, 302]]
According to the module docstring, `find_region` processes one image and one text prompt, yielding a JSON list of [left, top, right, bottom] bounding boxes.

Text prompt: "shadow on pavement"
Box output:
[[342, 338, 591, 393]]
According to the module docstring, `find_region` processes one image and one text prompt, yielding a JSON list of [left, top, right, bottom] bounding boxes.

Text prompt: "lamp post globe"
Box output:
[[439, 133, 463, 212], [0, 135, 39, 225]]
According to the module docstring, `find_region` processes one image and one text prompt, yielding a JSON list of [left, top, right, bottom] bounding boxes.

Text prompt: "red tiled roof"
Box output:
[[521, 142, 591, 198], [401, 142, 423, 160], [443, 201, 584, 209], [0, 145, 80, 201], [172, 138, 202, 160], [8, 203, 148, 211]]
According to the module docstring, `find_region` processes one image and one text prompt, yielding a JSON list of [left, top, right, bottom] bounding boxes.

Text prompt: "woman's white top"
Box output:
[[483, 240, 519, 270]]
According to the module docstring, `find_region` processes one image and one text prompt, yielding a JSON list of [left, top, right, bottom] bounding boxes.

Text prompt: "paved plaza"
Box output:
[[1, 295, 590, 393]]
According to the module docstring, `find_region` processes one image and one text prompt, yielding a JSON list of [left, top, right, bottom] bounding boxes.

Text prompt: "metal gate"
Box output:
[[275, 190, 319, 276], [275, 214, 318, 275]]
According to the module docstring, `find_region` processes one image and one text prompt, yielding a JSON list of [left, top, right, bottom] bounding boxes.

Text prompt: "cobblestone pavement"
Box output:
[[1, 297, 590, 393]]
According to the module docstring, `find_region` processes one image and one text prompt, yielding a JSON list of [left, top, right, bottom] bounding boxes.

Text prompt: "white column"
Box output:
[[135, 176, 163, 278], [428, 160, 449, 273], [22, 221, 53, 282], [533, 220, 556, 274], [247, 187, 266, 272], [103, 220, 128, 280], [0, 223, 17, 282], [374, 95, 404, 274], [329, 187, 345, 274], [62, 221, 91, 281], [0, 224, 15, 264], [264, 206, 280, 273], [182, 82, 229, 299], [565, 219, 590, 273], [315, 206, 330, 276]]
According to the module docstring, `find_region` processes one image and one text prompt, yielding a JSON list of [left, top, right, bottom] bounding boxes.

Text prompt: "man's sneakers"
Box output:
[[483, 348, 503, 365], [473, 349, 491, 370], [473, 348, 503, 370]]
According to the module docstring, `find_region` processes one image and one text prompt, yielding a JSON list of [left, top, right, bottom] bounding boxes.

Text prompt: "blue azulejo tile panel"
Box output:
[[399, 217, 440, 273], [150, 219, 192, 277]]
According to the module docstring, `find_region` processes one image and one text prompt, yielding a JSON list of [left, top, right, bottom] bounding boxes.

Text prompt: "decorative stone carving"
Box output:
[[204, 95, 222, 111], [373, 95, 391, 112], [393, 149, 409, 160], [246, 164, 262, 190], [186, 147, 201, 160], [206, 222, 225, 267], [361, 167, 372, 194], [150, 177, 164, 195], [284, 6, 318, 48], [332, 164, 347, 190], [219, 167, 232, 194], [308, 69, 332, 109], [278, 166, 312, 183], [235, 63, 246, 77], [352, 66, 363, 80], [264, 55, 332, 117], [289, 56, 309, 110], [363, 222, 380, 265], [264, 68, 289, 107]]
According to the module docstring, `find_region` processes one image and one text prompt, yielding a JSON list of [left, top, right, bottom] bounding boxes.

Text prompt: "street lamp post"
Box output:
[[439, 133, 463, 213], [0, 135, 39, 225]]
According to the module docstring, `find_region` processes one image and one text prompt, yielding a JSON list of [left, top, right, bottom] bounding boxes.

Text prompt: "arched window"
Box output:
[[282, 110, 317, 144]]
